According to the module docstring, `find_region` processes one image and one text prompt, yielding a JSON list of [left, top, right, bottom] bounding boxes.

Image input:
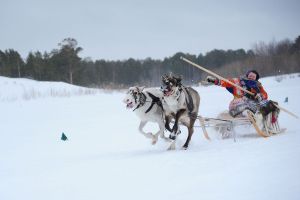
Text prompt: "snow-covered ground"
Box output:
[[0, 76, 100, 101], [0, 74, 300, 200]]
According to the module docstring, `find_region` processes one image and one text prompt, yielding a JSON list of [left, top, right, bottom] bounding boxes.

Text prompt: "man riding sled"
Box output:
[[180, 56, 299, 136], [206, 70, 280, 134]]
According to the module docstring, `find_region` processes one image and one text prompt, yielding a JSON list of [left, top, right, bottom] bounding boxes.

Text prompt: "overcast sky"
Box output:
[[1, 0, 300, 60]]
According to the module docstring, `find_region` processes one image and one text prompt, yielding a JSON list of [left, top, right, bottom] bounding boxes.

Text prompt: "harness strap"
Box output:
[[183, 87, 194, 113], [145, 92, 163, 113], [133, 103, 141, 112], [175, 90, 181, 101]]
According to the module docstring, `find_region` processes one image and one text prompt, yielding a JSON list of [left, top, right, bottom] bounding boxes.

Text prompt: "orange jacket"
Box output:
[[219, 78, 268, 100]]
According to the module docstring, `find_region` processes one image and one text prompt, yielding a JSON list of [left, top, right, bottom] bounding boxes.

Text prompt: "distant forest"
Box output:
[[0, 36, 300, 88]]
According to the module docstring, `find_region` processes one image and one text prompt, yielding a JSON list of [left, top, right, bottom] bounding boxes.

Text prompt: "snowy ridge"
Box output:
[[0, 76, 101, 101]]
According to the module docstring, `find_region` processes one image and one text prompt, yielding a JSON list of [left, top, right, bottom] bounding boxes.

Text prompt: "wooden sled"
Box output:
[[197, 110, 285, 141]]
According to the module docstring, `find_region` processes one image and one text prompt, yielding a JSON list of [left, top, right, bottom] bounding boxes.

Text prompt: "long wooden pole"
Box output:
[[180, 56, 255, 96], [274, 104, 299, 119], [180, 56, 299, 119]]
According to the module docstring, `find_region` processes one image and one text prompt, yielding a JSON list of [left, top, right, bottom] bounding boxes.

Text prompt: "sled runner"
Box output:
[[197, 110, 285, 140], [246, 110, 269, 137]]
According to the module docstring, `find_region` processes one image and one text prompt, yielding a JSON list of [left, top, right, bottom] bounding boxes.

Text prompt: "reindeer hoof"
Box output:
[[151, 135, 158, 145], [151, 139, 157, 145], [169, 135, 176, 140], [181, 145, 188, 150]]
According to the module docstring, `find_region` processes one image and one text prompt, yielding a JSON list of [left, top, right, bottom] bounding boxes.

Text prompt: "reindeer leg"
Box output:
[[138, 121, 155, 143], [158, 121, 169, 141], [171, 109, 186, 135], [182, 118, 196, 150], [151, 122, 165, 145], [167, 139, 176, 150], [165, 116, 172, 132]]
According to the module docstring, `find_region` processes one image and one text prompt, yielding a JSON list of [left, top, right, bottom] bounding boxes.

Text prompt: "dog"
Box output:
[[161, 74, 200, 149], [123, 86, 169, 145]]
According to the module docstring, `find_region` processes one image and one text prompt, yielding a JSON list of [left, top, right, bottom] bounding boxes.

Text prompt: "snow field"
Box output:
[[0, 74, 299, 200]]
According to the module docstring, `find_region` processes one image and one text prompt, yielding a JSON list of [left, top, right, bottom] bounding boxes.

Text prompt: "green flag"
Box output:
[[61, 132, 68, 141]]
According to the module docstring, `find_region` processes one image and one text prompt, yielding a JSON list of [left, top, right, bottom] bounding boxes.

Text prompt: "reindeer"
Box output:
[[123, 86, 169, 145], [161, 74, 200, 150]]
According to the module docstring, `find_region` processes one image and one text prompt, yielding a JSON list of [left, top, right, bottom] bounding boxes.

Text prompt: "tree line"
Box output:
[[0, 36, 299, 88]]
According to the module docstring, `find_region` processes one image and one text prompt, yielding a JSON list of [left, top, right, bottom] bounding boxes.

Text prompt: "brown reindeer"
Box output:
[[161, 74, 200, 150]]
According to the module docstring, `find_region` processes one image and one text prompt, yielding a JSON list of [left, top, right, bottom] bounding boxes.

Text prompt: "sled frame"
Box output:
[[196, 113, 284, 141]]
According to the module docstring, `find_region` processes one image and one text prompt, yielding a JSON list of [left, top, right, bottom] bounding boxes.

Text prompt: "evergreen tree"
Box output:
[[25, 51, 44, 80], [57, 38, 83, 84], [0, 49, 24, 77]]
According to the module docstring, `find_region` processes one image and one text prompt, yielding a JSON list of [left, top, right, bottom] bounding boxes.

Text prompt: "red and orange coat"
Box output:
[[217, 78, 268, 100]]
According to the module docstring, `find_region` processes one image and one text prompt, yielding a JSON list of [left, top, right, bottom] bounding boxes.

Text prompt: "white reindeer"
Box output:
[[123, 86, 169, 145]]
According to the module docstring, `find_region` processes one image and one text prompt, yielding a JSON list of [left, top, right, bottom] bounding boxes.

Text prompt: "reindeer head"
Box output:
[[161, 74, 182, 96], [123, 86, 145, 109]]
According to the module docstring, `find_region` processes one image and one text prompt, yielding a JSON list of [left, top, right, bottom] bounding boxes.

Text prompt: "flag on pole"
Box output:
[[61, 132, 68, 141]]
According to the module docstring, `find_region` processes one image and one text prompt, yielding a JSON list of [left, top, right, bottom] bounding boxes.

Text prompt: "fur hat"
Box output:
[[246, 70, 260, 80]]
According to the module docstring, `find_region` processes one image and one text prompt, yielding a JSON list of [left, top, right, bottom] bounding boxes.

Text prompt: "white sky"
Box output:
[[1, 0, 300, 60]]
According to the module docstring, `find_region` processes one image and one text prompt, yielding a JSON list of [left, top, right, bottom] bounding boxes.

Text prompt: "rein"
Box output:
[[132, 92, 162, 114], [145, 92, 163, 113]]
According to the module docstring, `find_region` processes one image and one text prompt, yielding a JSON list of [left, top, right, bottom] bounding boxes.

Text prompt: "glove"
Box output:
[[206, 76, 219, 85], [254, 93, 263, 102]]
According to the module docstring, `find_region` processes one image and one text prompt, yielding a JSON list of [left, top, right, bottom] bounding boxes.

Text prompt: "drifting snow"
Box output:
[[0, 74, 299, 200]]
